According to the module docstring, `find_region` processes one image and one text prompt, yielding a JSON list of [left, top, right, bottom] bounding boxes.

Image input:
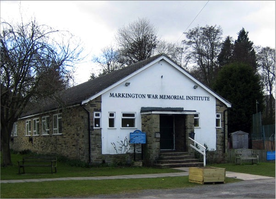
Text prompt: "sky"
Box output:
[[1, 1, 275, 85]]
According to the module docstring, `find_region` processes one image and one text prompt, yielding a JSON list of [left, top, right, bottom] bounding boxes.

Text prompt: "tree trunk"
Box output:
[[1, 127, 12, 166]]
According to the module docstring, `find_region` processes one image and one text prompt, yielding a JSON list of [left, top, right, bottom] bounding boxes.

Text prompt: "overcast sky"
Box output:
[[1, 1, 275, 85]]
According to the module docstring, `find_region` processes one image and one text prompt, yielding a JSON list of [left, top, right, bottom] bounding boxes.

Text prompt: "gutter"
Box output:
[[82, 106, 92, 164]]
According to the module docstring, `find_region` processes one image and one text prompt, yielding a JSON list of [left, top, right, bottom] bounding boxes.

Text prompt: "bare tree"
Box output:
[[256, 46, 275, 124], [0, 20, 82, 166], [92, 46, 123, 77], [155, 40, 185, 67], [116, 18, 158, 65], [183, 25, 223, 87]]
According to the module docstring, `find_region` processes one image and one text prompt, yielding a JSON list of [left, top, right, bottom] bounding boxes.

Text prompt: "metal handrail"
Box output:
[[188, 137, 206, 167]]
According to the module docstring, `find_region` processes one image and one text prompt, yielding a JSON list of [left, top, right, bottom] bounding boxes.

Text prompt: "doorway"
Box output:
[[160, 115, 174, 150]]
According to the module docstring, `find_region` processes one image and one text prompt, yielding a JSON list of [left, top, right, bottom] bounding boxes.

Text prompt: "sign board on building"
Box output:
[[130, 130, 146, 144]]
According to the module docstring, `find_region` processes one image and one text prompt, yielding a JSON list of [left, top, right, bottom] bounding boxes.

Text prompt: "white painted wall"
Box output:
[[100, 60, 217, 154]]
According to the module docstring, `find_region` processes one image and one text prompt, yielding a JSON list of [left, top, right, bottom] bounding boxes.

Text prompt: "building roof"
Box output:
[[20, 54, 231, 118]]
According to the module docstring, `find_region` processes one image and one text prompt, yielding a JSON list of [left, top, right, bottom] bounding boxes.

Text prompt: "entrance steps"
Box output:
[[155, 151, 203, 168]]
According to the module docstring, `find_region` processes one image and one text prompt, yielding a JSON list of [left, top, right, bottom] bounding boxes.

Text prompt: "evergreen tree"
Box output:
[[218, 36, 234, 67], [213, 62, 264, 134], [232, 28, 257, 70]]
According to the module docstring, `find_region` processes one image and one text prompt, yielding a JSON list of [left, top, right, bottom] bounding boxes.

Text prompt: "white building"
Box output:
[[12, 54, 231, 166]]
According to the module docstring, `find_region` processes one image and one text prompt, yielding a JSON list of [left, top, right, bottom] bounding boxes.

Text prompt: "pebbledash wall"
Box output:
[[11, 55, 231, 165]]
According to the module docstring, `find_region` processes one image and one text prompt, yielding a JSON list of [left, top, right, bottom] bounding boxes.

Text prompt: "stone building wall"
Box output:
[[216, 99, 228, 154], [11, 106, 89, 162], [84, 96, 103, 164], [185, 114, 195, 154], [141, 114, 160, 165]]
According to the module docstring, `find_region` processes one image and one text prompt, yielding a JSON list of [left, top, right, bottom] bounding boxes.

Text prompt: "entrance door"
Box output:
[[160, 115, 174, 150]]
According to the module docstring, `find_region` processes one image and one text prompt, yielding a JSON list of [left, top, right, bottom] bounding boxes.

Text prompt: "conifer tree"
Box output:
[[232, 28, 257, 70], [213, 62, 263, 134]]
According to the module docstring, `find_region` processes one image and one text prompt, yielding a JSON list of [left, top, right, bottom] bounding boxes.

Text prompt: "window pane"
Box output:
[[194, 119, 199, 127], [58, 118, 62, 133], [122, 118, 135, 127], [53, 115, 58, 128], [95, 118, 100, 127], [122, 113, 135, 117], [109, 113, 115, 117], [109, 118, 115, 127], [216, 119, 220, 127]]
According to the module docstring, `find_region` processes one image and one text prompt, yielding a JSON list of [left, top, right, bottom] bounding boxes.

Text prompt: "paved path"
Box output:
[[1, 167, 273, 183], [92, 178, 275, 199]]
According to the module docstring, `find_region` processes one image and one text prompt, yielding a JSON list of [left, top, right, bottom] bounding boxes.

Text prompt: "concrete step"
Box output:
[[156, 151, 203, 168], [158, 158, 200, 164], [155, 162, 204, 168]]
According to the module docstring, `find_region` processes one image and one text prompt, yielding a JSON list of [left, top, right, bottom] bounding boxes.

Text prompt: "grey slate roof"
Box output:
[[21, 53, 231, 118], [21, 54, 165, 117]]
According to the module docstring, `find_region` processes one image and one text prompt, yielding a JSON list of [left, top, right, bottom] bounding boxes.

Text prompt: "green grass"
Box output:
[[1, 152, 273, 198], [210, 162, 275, 177], [1, 152, 179, 180], [1, 176, 239, 198]]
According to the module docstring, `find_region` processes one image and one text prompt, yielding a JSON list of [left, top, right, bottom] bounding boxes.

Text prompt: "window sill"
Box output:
[[121, 127, 136, 130], [42, 134, 50, 136], [53, 133, 63, 136], [108, 127, 116, 130]]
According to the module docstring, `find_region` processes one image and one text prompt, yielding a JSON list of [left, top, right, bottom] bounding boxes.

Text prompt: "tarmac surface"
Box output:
[[1, 167, 275, 199]]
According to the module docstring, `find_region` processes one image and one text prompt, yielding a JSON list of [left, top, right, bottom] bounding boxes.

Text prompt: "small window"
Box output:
[[216, 113, 222, 128], [122, 113, 135, 128], [53, 113, 62, 134], [42, 116, 50, 135], [33, 118, 40, 136], [108, 112, 115, 128], [194, 114, 200, 128], [25, 120, 32, 136], [12, 123, 17, 137], [94, 112, 101, 128]]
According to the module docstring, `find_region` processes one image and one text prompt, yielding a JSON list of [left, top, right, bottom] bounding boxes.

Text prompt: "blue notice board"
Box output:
[[130, 130, 146, 144]]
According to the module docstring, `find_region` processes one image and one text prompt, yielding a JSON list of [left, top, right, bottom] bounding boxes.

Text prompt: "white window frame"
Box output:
[[53, 113, 62, 135], [25, 120, 32, 136], [12, 122, 17, 137], [216, 113, 222, 128], [94, 112, 101, 129], [194, 114, 200, 128], [33, 118, 40, 136], [108, 112, 116, 128], [121, 112, 136, 128], [42, 116, 50, 135]]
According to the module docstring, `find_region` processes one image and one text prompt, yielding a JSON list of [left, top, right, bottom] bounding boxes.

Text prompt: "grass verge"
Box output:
[[1, 176, 239, 198], [210, 162, 275, 177], [1, 152, 179, 180]]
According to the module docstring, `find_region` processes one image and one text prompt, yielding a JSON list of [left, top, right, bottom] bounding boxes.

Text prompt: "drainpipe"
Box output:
[[223, 109, 228, 153], [82, 106, 92, 164]]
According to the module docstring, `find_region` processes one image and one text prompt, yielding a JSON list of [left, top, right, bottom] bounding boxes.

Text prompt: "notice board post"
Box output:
[[129, 130, 146, 161]]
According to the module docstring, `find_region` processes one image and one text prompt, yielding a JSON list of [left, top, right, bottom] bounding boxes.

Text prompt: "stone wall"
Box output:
[[83, 96, 103, 164], [185, 114, 194, 154], [216, 99, 229, 156], [11, 105, 90, 162], [141, 114, 160, 165]]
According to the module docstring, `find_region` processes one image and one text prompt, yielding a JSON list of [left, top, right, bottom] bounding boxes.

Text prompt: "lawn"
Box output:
[[1, 152, 179, 180], [210, 162, 275, 177], [1, 152, 274, 198]]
